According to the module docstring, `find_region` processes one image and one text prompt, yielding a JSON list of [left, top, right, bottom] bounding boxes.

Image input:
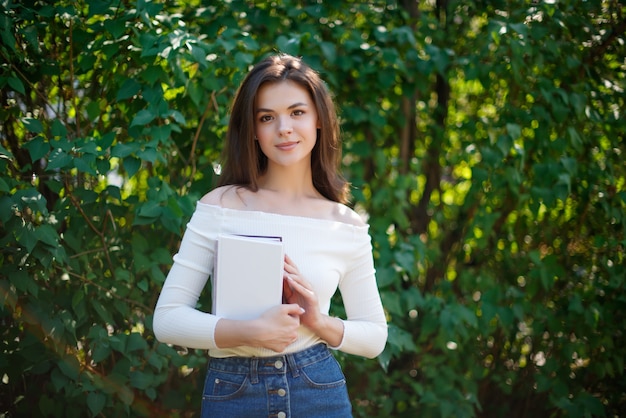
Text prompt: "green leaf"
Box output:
[[187, 80, 203, 107], [50, 368, 68, 392], [86, 101, 101, 121], [18, 187, 48, 210], [8, 76, 25, 94], [0, 177, 9, 193], [103, 18, 126, 39], [74, 155, 98, 176], [137, 147, 157, 163], [106, 185, 122, 200], [0, 143, 14, 159], [127, 333, 148, 352], [137, 278, 149, 292], [560, 156, 578, 176], [11, 269, 36, 295], [98, 132, 116, 150], [149, 265, 166, 284], [116, 79, 141, 101], [77, 139, 98, 154], [394, 248, 416, 275], [36, 224, 59, 247], [71, 290, 86, 318], [57, 355, 80, 380], [141, 65, 167, 84], [111, 142, 139, 158], [87, 392, 106, 417], [496, 134, 512, 156], [276, 35, 300, 55], [123, 156, 141, 177], [320, 41, 337, 63], [16, 225, 38, 253], [567, 126, 583, 151], [96, 158, 111, 175], [50, 137, 73, 152], [0, 26, 17, 52], [92, 343, 111, 363], [234, 51, 254, 67], [136, 200, 162, 218], [22, 117, 44, 133], [91, 299, 115, 325], [130, 371, 154, 390], [387, 324, 416, 352], [189, 43, 207, 64], [46, 149, 73, 170], [506, 123, 521, 140], [50, 119, 67, 137], [24, 136, 49, 161], [130, 109, 157, 127], [167, 110, 185, 125]]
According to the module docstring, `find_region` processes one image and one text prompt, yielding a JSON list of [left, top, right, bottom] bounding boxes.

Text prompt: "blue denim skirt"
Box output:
[[201, 343, 352, 417]]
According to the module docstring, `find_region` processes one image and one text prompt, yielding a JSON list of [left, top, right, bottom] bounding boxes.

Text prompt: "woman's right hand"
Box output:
[[252, 304, 305, 352], [214, 304, 304, 352]]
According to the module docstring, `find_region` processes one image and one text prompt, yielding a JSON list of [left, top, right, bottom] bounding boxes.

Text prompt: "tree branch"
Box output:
[[64, 178, 116, 280]]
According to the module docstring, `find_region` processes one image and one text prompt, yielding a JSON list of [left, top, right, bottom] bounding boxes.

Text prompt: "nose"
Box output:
[[278, 117, 293, 136]]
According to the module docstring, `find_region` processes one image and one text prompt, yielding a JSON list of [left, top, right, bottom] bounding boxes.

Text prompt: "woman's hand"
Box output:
[[282, 254, 322, 330], [214, 304, 304, 353], [253, 304, 305, 352], [282, 255, 344, 347], [216, 255, 344, 351]]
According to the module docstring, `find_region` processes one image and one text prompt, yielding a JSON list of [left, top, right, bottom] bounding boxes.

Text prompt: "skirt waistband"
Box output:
[[208, 343, 330, 381]]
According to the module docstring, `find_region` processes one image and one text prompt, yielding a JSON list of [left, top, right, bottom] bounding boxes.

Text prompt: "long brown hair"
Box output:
[[216, 54, 349, 204]]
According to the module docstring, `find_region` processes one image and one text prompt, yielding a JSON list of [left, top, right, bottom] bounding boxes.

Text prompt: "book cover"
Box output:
[[212, 234, 284, 320]]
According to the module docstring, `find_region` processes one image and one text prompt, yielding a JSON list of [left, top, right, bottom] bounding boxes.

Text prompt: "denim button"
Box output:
[[277, 412, 286, 418], [274, 360, 283, 369], [277, 388, 286, 397]]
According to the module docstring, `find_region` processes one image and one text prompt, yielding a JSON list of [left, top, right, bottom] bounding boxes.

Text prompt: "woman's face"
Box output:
[[254, 80, 319, 171]]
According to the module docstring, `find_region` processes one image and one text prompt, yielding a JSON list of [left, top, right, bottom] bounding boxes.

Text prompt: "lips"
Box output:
[[276, 141, 299, 151]]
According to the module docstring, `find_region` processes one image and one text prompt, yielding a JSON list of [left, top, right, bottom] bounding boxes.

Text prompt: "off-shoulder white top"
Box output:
[[153, 202, 387, 359]]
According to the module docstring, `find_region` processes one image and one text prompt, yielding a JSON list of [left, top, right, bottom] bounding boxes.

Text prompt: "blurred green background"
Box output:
[[1, 0, 624, 416]]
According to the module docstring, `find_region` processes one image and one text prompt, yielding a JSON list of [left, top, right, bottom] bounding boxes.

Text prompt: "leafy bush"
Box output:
[[1, 1, 624, 417]]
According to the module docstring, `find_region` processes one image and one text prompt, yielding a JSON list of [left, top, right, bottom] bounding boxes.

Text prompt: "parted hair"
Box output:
[[216, 54, 349, 204]]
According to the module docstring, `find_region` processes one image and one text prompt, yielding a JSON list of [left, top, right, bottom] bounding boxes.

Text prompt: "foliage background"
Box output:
[[1, 0, 624, 417]]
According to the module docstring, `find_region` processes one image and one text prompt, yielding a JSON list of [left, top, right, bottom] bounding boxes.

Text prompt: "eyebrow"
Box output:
[[255, 102, 309, 113]]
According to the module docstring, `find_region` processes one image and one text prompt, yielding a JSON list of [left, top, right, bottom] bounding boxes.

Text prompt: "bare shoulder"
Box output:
[[331, 202, 367, 227], [199, 185, 247, 209]]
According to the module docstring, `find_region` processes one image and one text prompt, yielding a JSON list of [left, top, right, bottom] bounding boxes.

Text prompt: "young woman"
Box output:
[[153, 54, 387, 417]]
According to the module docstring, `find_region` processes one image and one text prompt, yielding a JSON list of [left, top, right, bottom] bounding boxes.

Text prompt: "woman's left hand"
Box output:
[[282, 254, 322, 331], [282, 254, 345, 347]]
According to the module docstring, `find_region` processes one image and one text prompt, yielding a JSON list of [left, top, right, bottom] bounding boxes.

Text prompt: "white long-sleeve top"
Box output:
[[153, 202, 387, 359]]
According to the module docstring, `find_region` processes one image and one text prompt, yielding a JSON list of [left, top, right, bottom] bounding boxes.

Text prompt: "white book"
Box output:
[[212, 234, 284, 320]]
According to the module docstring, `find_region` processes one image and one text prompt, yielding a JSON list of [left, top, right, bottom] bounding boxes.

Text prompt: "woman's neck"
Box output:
[[257, 165, 319, 200]]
